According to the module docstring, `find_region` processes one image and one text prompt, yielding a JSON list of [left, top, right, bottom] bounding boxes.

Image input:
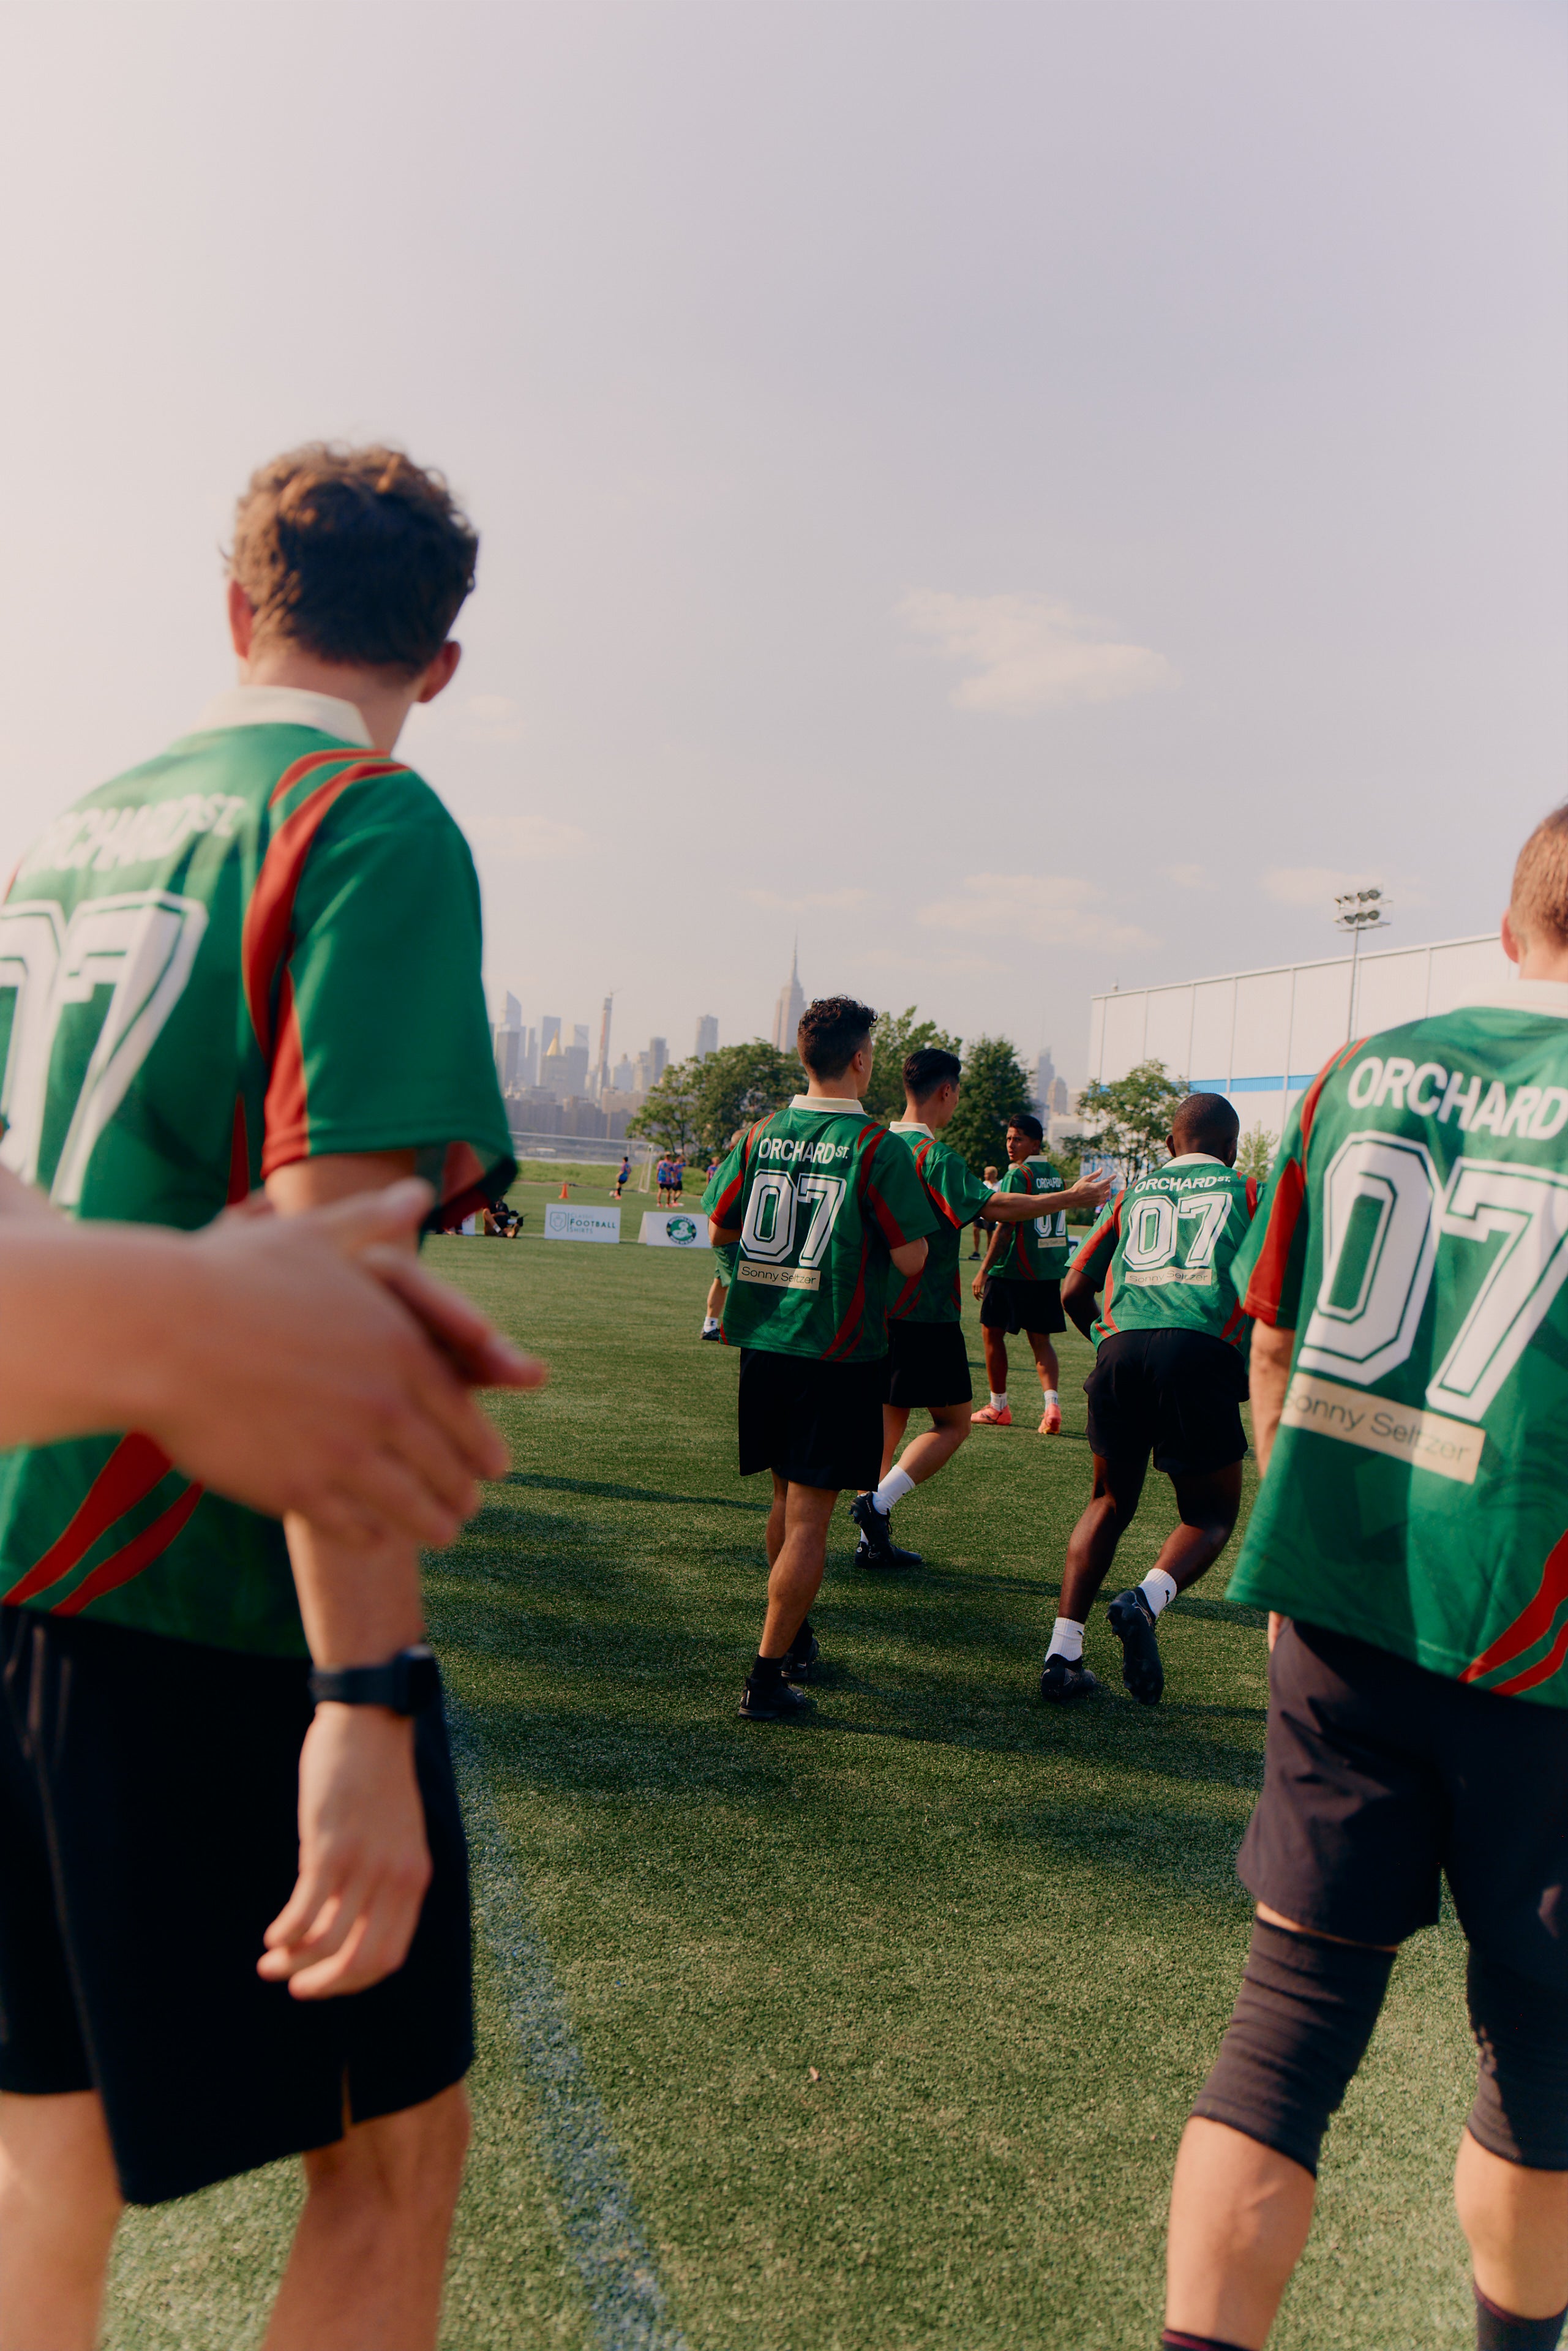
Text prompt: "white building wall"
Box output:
[[1086, 933, 1514, 1142]]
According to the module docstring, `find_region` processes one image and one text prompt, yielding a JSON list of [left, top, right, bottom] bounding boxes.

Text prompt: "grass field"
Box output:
[[105, 1170, 1479, 2350]]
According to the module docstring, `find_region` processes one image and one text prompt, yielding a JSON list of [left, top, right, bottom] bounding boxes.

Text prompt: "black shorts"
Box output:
[[978, 1275, 1065, 1335], [1083, 1327, 1248, 1477], [884, 1318, 973, 1409], [737, 1348, 885, 1491], [0, 1607, 473, 2206], [1240, 1619, 1568, 1990]]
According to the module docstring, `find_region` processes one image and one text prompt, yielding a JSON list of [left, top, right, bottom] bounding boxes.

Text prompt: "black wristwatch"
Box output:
[[308, 1644, 440, 1716]]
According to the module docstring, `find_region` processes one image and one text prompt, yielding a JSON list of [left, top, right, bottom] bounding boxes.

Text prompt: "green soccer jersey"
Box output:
[[1228, 987, 1568, 1709], [988, 1157, 1071, 1280], [1070, 1156, 1261, 1352], [0, 691, 515, 1657], [886, 1121, 993, 1324], [702, 1097, 936, 1361]]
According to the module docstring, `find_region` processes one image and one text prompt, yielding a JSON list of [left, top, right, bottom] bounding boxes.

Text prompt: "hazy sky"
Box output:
[[1, 1, 1562, 1081]]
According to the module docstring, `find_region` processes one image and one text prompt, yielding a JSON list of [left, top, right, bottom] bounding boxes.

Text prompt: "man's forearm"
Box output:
[[1248, 1324, 1296, 1475], [285, 1519, 425, 1668], [0, 1225, 211, 1447], [1062, 1277, 1098, 1340]]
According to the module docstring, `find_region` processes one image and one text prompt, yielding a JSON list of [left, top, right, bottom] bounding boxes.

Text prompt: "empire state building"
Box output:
[[770, 943, 805, 1052]]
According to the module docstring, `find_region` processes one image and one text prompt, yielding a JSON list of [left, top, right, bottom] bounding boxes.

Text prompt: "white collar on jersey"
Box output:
[[192, 685, 374, 748], [890, 1120, 933, 1139], [1163, 1152, 1229, 1168], [789, 1093, 864, 1113], [1465, 982, 1568, 1019]]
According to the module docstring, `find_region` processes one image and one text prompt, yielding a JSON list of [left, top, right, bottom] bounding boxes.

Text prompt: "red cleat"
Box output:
[[972, 1404, 1013, 1427], [1038, 1401, 1062, 1434]]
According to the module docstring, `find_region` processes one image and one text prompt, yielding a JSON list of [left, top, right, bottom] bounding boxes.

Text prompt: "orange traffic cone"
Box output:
[[558, 1179, 571, 1201]]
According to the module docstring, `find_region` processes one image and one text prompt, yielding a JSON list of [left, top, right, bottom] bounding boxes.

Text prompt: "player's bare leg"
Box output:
[[264, 2084, 470, 2351], [975, 1325, 1012, 1423], [759, 1482, 836, 1657], [0, 2090, 122, 2351], [701, 1273, 726, 1338], [1455, 2129, 1568, 2328], [1027, 1329, 1062, 1433], [1039, 1450, 1146, 1700], [877, 1403, 912, 1482], [1165, 2112, 1316, 2349], [743, 1481, 836, 1720], [886, 1402, 971, 1488]]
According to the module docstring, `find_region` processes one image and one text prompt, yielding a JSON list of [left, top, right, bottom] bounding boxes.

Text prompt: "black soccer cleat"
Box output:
[[1038, 1654, 1101, 1703], [699, 1327, 724, 1342], [738, 1674, 815, 1722], [849, 1492, 923, 1569], [1108, 1587, 1165, 1706], [783, 1629, 820, 1682]]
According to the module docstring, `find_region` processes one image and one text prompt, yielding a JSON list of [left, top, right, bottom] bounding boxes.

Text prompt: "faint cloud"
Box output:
[[459, 694, 526, 746], [1262, 864, 1377, 907], [919, 872, 1157, 952], [468, 811, 587, 860], [1168, 863, 1207, 888], [899, 590, 1178, 714], [741, 887, 870, 912]]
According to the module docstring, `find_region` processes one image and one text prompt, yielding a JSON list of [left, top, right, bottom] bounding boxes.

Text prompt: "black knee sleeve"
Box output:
[[1468, 1948, 1568, 2171], [1190, 1918, 1394, 2177]]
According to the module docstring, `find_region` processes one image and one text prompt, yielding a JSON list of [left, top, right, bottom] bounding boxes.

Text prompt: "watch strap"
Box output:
[[308, 1644, 440, 1716]]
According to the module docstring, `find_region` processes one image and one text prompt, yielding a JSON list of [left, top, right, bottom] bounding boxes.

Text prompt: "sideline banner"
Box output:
[[544, 1203, 621, 1244], [639, 1211, 705, 1249]]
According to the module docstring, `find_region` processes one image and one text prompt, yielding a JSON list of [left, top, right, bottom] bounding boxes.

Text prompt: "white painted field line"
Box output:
[[448, 1703, 691, 2351]]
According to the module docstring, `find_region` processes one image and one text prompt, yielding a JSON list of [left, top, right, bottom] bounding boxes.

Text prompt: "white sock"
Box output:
[[989, 1391, 1008, 1412], [872, 1466, 915, 1515], [702, 1316, 720, 1333], [1041, 1388, 1059, 1407], [1140, 1569, 1179, 1618], [1045, 1615, 1085, 1663]]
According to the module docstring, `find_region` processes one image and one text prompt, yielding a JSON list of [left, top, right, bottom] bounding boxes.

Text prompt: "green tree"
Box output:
[[626, 1058, 704, 1158], [862, 1005, 963, 1122], [945, 1035, 1038, 1177], [1236, 1123, 1277, 1181], [691, 1040, 803, 1151], [1076, 1058, 1188, 1180]]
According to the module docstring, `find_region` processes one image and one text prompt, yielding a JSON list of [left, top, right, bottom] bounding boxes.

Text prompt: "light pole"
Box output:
[[1333, 887, 1392, 1040]]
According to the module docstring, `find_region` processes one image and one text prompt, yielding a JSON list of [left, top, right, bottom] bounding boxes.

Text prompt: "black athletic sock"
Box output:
[[1161, 2331, 1255, 2350], [790, 1618, 814, 1650], [1475, 2282, 1568, 2349], [749, 1652, 784, 1688]]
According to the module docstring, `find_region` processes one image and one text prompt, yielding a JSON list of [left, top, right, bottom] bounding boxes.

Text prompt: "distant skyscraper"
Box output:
[[572, 1023, 590, 1051], [1049, 1076, 1070, 1117], [694, 1014, 718, 1061], [540, 1016, 561, 1059], [1035, 1045, 1057, 1114], [492, 994, 525, 1090], [498, 991, 522, 1032], [771, 943, 805, 1053], [648, 1037, 668, 1084]]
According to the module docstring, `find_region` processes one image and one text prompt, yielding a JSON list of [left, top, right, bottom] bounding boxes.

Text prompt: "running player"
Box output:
[[972, 1116, 1072, 1431], [613, 1153, 631, 1198], [0, 444, 514, 2351], [703, 998, 933, 1720], [850, 1050, 1111, 1567], [1164, 807, 1568, 2351], [669, 1155, 685, 1204], [1040, 1093, 1258, 1704]]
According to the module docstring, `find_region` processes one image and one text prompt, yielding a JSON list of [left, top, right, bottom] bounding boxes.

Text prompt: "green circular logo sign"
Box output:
[[667, 1215, 698, 1245]]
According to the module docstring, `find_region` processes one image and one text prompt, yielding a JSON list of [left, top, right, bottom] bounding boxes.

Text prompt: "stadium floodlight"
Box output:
[[1332, 885, 1392, 1039]]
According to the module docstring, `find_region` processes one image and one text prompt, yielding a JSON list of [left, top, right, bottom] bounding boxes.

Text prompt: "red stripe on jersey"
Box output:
[[1218, 1301, 1248, 1344], [242, 757, 406, 1058], [1245, 1175, 1259, 1217], [915, 1139, 962, 1229], [1244, 1161, 1305, 1327], [1092, 1199, 1125, 1333], [822, 1236, 870, 1361], [1461, 1528, 1568, 1690], [260, 972, 308, 1177], [2, 1432, 174, 1607], [227, 1096, 252, 1205], [51, 1480, 205, 1616]]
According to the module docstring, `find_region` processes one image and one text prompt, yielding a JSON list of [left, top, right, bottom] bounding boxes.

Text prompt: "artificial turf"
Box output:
[[103, 1169, 1478, 2349]]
